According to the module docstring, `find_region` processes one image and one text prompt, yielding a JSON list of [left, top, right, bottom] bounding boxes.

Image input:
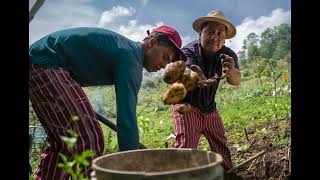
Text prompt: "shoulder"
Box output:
[[182, 40, 199, 51], [220, 46, 238, 59], [81, 27, 142, 55], [221, 46, 237, 56], [181, 40, 199, 58]]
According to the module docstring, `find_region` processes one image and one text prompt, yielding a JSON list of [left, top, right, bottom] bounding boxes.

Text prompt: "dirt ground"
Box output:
[[226, 119, 291, 180]]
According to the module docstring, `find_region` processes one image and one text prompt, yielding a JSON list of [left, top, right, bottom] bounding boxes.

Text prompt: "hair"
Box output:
[[143, 32, 174, 48], [143, 32, 179, 60], [200, 21, 228, 33]]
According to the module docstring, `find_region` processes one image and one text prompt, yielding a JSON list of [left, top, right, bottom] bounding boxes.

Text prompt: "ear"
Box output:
[[148, 37, 157, 47]]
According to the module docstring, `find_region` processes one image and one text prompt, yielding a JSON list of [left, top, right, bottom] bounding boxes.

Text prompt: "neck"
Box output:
[[202, 47, 215, 60]]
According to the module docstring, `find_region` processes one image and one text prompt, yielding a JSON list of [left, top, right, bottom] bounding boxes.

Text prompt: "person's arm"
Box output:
[[114, 58, 142, 151], [226, 68, 241, 86]]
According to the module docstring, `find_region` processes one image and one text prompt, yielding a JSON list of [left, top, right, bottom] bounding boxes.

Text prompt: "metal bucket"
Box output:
[[91, 148, 224, 180]]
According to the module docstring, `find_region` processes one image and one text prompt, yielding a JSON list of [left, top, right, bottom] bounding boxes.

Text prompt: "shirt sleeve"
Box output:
[[113, 57, 142, 151]]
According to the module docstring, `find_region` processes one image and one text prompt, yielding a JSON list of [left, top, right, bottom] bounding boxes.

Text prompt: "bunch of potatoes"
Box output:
[[162, 60, 219, 114], [162, 54, 233, 114]]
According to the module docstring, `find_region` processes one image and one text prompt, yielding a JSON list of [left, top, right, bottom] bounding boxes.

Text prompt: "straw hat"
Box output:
[[192, 10, 236, 39]]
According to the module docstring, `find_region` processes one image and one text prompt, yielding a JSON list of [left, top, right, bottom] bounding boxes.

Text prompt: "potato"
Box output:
[[178, 68, 200, 91], [163, 61, 186, 84], [176, 103, 192, 114], [162, 82, 187, 105]]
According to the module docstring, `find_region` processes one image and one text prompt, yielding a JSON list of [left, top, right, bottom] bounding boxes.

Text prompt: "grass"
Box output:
[[29, 75, 291, 179]]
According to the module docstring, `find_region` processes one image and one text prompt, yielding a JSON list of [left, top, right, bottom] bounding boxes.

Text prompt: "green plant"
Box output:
[[137, 116, 151, 143], [57, 116, 95, 180], [255, 128, 272, 137], [233, 143, 251, 152], [272, 119, 290, 146]]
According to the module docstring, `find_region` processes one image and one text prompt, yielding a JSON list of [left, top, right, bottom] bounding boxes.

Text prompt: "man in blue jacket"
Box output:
[[29, 25, 186, 179]]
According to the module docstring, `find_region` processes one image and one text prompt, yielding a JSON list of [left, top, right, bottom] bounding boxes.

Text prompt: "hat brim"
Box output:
[[192, 17, 236, 39], [168, 38, 187, 62]]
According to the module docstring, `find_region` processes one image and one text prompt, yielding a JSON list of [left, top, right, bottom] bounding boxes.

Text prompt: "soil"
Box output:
[[226, 119, 291, 180]]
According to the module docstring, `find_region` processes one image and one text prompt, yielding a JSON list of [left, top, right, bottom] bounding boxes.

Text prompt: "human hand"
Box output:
[[220, 54, 235, 70], [190, 65, 218, 88], [220, 54, 235, 79], [175, 103, 192, 114]]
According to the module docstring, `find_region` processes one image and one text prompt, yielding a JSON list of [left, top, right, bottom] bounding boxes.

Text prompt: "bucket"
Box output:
[[91, 148, 224, 180]]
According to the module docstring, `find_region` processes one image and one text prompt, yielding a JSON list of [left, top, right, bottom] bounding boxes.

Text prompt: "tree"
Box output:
[[238, 23, 291, 80], [238, 39, 248, 66], [260, 28, 275, 59], [241, 33, 260, 65], [271, 24, 291, 60], [251, 57, 269, 86]]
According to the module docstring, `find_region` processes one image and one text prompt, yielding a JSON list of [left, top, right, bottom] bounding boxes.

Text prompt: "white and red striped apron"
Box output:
[[29, 63, 104, 180], [172, 105, 233, 170]]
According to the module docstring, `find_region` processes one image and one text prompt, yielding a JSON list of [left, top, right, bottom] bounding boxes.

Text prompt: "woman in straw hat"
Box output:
[[172, 10, 241, 172]]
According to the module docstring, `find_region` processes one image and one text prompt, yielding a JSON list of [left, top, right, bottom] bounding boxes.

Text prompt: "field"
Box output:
[[29, 74, 291, 179]]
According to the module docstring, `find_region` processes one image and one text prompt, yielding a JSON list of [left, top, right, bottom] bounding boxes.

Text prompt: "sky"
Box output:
[[29, 0, 291, 54]]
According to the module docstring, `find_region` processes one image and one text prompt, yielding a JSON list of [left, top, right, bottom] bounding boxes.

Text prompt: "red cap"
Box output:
[[151, 25, 187, 61]]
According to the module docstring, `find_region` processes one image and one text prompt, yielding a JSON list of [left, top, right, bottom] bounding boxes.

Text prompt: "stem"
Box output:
[[273, 73, 281, 121], [259, 76, 263, 87], [76, 163, 79, 180], [244, 128, 250, 143], [106, 129, 112, 150]]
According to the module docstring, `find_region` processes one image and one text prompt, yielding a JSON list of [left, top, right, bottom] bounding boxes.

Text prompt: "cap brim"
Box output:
[[192, 17, 236, 39], [168, 38, 187, 62]]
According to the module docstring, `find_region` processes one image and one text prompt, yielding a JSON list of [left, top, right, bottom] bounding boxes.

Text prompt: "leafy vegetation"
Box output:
[[57, 116, 95, 180]]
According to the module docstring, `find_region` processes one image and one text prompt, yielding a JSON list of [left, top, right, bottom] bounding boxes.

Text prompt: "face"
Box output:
[[200, 22, 227, 53], [144, 39, 177, 72]]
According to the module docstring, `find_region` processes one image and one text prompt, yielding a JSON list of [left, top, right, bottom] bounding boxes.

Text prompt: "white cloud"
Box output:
[[98, 6, 136, 27], [225, 8, 291, 54], [30, 3, 164, 45], [117, 20, 164, 41], [111, 18, 196, 46], [29, 0, 100, 44], [106, 19, 196, 48]]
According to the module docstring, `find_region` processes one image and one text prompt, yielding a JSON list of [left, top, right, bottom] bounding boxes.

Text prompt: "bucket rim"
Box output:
[[92, 148, 223, 176]]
